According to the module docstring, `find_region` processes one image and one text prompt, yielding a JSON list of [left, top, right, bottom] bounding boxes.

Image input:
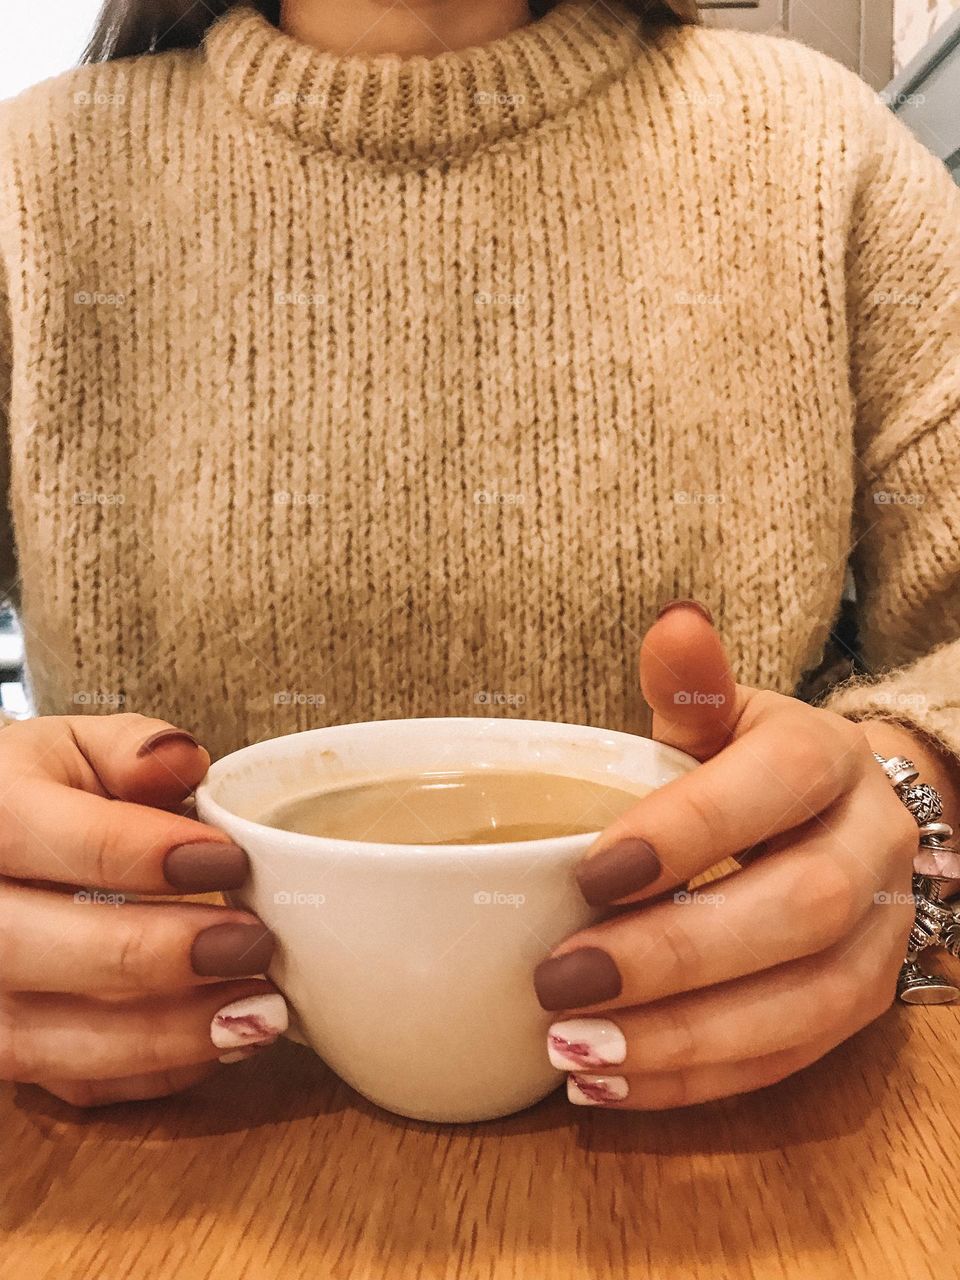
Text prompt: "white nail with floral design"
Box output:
[[567, 1074, 629, 1106], [211, 993, 289, 1051], [548, 1018, 627, 1071]]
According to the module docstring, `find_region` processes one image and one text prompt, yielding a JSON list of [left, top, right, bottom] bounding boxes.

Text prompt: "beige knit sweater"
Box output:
[[0, 1, 959, 763]]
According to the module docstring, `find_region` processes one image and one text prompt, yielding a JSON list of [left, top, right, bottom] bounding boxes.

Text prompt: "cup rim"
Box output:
[[195, 717, 698, 859]]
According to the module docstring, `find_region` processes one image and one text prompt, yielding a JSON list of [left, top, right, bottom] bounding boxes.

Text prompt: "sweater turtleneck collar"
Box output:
[[203, 1, 648, 164]]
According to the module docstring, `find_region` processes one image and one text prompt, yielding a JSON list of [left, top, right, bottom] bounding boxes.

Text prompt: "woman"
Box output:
[[0, 0, 958, 1110]]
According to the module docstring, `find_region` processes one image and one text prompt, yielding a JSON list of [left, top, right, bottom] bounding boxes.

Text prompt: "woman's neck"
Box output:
[[279, 0, 533, 57]]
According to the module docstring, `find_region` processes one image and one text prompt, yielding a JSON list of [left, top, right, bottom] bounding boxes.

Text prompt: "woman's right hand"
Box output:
[[0, 713, 288, 1106]]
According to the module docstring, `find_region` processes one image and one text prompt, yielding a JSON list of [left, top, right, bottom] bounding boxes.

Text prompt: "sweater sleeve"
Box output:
[[823, 82, 960, 762], [0, 248, 13, 604], [0, 247, 18, 728]]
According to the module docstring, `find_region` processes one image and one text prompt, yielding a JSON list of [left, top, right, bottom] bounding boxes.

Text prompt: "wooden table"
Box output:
[[4, 957, 960, 1280]]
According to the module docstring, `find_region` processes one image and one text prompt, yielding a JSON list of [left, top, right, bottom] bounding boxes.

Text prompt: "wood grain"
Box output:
[[3, 952, 959, 1280]]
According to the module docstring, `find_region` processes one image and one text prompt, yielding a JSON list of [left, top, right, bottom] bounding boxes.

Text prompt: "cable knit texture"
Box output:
[[0, 1, 958, 760]]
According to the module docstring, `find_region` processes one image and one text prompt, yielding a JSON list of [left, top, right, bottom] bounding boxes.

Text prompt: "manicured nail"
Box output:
[[534, 947, 622, 1012], [656, 599, 713, 624], [137, 729, 201, 757], [219, 1040, 277, 1064], [567, 1074, 629, 1106], [548, 1018, 627, 1070], [576, 837, 661, 907], [191, 922, 275, 978], [211, 993, 289, 1050], [164, 841, 249, 892]]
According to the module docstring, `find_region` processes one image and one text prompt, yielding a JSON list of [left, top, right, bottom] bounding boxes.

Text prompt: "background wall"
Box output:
[[0, 0, 102, 101], [895, 0, 960, 71]]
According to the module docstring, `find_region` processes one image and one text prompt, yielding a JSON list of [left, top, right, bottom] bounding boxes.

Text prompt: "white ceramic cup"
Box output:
[[195, 718, 697, 1123]]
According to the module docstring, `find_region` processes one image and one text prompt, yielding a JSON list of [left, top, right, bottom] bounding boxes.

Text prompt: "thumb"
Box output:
[[640, 601, 742, 761], [62, 714, 211, 809]]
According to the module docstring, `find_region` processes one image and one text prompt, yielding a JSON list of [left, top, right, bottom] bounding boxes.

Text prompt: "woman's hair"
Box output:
[[83, 0, 698, 63]]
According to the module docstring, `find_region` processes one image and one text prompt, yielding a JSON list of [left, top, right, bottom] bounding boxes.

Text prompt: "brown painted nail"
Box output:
[[534, 947, 622, 1012], [656, 599, 713, 624], [137, 729, 201, 758], [164, 842, 249, 892], [191, 922, 275, 978], [576, 837, 661, 907]]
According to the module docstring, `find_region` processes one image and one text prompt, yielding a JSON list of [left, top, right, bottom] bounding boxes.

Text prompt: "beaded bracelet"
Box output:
[[874, 753, 960, 1004]]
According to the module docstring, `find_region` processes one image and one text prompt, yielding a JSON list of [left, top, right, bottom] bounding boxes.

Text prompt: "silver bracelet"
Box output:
[[873, 753, 960, 1004]]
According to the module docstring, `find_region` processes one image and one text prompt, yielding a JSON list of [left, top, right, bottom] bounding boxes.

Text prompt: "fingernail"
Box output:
[[534, 947, 622, 1012], [567, 1074, 629, 1106], [656, 599, 713, 624], [219, 1039, 277, 1065], [164, 842, 249, 892], [137, 729, 201, 758], [191, 922, 275, 978], [211, 993, 289, 1050], [548, 1019, 627, 1070], [576, 837, 661, 907]]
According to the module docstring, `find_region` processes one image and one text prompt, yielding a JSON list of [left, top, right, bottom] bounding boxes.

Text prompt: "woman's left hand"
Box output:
[[534, 601, 923, 1110]]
